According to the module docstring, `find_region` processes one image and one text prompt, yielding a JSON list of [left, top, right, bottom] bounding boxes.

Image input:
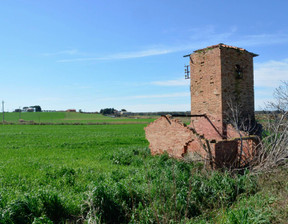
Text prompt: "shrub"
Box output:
[[82, 183, 127, 223], [45, 167, 76, 186], [6, 195, 41, 224], [40, 191, 70, 223], [219, 194, 273, 224], [110, 147, 149, 166]]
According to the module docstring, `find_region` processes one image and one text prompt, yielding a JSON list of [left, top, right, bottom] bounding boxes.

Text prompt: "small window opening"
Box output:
[[235, 64, 243, 79]]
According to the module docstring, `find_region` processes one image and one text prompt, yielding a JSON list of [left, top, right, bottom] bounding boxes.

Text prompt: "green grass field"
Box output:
[[0, 120, 287, 223], [0, 112, 156, 124], [0, 124, 149, 223]]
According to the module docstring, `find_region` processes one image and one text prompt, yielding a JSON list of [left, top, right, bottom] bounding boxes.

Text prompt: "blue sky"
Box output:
[[1, 0, 288, 112]]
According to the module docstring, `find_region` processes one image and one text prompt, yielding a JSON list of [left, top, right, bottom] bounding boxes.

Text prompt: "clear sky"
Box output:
[[1, 0, 288, 112]]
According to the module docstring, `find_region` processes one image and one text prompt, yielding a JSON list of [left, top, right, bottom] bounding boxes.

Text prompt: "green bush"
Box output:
[[110, 147, 149, 166], [46, 167, 77, 186], [82, 183, 127, 223], [40, 191, 70, 223], [220, 195, 273, 224], [6, 195, 41, 224]]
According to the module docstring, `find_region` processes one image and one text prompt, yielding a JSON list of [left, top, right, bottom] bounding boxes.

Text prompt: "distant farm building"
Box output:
[[22, 107, 36, 112], [66, 109, 77, 112]]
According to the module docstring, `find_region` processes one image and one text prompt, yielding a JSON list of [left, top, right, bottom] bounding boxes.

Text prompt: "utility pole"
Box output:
[[2, 101, 4, 123]]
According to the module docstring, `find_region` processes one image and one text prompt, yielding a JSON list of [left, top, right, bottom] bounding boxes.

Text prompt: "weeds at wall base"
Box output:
[[79, 150, 260, 223]]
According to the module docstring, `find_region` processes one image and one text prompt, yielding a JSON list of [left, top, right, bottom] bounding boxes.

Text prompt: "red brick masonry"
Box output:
[[145, 115, 259, 167], [145, 44, 260, 168]]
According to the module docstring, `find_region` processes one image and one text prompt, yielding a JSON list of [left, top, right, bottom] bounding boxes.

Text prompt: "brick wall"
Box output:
[[220, 47, 255, 125], [144, 44, 259, 168], [190, 44, 257, 137], [144, 116, 195, 158], [190, 47, 223, 131]]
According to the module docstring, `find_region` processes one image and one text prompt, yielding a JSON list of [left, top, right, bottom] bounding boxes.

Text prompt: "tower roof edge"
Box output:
[[191, 43, 258, 57]]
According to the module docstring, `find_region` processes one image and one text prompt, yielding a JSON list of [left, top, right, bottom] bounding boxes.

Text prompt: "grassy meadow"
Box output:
[[0, 113, 287, 223], [0, 112, 156, 124]]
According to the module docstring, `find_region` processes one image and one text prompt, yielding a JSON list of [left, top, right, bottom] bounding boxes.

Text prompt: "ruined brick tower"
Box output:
[[189, 44, 258, 140], [145, 44, 260, 167]]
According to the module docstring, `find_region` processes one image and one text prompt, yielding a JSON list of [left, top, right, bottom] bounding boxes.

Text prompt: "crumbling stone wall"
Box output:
[[144, 116, 195, 158], [145, 115, 259, 168]]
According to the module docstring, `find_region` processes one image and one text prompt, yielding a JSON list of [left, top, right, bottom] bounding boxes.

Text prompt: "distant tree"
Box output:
[[121, 109, 127, 112], [32, 105, 42, 112], [100, 108, 116, 115]]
